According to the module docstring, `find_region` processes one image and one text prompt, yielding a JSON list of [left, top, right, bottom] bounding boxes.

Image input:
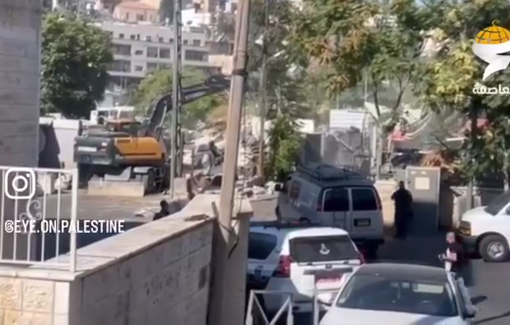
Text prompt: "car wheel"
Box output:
[[479, 235, 510, 262]]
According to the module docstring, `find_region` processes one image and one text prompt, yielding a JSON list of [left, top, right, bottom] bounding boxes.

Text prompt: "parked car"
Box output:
[[320, 263, 477, 325], [275, 163, 384, 258], [458, 191, 510, 262], [246, 221, 365, 318]]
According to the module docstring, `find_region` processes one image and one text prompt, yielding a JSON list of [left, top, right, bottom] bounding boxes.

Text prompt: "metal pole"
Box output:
[[466, 106, 477, 209], [208, 0, 250, 322], [169, 0, 182, 199], [257, 0, 269, 179]]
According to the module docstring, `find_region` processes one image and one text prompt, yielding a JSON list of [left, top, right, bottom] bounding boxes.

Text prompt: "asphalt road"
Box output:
[[249, 197, 510, 325]]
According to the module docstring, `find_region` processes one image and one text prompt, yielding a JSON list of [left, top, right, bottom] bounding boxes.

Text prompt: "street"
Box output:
[[289, 235, 510, 325], [249, 197, 510, 325]]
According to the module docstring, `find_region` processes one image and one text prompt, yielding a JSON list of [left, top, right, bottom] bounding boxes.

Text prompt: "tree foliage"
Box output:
[[128, 68, 227, 127], [289, 0, 428, 127], [41, 13, 113, 118], [416, 0, 510, 184], [265, 114, 303, 181]]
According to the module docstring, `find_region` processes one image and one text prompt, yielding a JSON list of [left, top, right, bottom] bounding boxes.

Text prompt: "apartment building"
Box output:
[[98, 21, 214, 87]]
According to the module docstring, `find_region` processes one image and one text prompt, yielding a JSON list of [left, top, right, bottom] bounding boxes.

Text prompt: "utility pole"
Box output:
[[257, 0, 269, 179], [169, 0, 183, 199], [208, 0, 250, 323]]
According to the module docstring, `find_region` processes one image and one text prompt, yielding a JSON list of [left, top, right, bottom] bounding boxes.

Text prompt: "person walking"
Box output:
[[440, 232, 472, 303], [391, 181, 413, 238]]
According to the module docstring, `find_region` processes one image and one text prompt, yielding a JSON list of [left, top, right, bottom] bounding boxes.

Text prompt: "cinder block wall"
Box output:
[[76, 221, 213, 324], [0, 218, 213, 325]]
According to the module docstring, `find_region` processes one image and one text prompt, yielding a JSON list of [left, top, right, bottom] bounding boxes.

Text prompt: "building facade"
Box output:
[[98, 22, 213, 88]]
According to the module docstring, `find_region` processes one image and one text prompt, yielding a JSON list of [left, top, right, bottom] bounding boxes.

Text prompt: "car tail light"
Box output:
[[273, 255, 292, 277]]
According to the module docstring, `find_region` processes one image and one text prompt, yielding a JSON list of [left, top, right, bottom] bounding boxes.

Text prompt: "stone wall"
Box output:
[[0, 194, 253, 325]]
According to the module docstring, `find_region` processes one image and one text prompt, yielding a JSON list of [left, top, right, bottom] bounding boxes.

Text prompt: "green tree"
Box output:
[[416, 0, 510, 185], [41, 13, 113, 118], [128, 68, 227, 127], [288, 0, 431, 175], [265, 113, 303, 181]]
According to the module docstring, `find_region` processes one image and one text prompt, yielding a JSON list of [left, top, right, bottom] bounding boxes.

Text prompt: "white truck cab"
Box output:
[[458, 192, 510, 262]]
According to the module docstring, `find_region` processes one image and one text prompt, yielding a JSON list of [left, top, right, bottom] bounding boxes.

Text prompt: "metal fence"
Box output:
[[300, 130, 373, 177], [246, 268, 353, 325], [0, 166, 78, 272]]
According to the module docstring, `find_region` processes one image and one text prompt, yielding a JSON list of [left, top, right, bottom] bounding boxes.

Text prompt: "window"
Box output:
[[106, 31, 113, 38], [134, 49, 144, 55], [289, 181, 301, 200], [289, 235, 359, 262], [323, 188, 349, 212], [248, 233, 277, 260], [136, 34, 140, 40], [183, 39, 189, 45], [145, 36, 152, 42], [336, 275, 458, 317], [169, 39, 174, 43], [118, 33, 124, 39], [351, 188, 378, 211], [130, 34, 136, 40], [147, 46, 158, 58], [113, 44, 131, 56], [146, 62, 158, 72], [159, 47, 171, 59], [134, 65, 143, 71], [485, 191, 510, 215], [159, 63, 170, 69], [159, 37, 164, 43], [192, 39, 201, 46], [136, 14, 144, 21], [109, 60, 131, 72], [184, 50, 207, 61]]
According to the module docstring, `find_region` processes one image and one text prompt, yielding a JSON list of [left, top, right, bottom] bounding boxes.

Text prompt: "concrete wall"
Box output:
[[0, 0, 42, 261], [0, 194, 252, 325]]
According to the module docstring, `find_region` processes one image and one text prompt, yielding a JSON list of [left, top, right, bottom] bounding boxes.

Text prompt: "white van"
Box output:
[[458, 191, 510, 262], [275, 164, 385, 257]]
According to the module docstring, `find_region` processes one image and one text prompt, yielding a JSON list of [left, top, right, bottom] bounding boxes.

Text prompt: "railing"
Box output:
[[245, 290, 294, 325], [246, 267, 353, 325], [0, 166, 78, 272]]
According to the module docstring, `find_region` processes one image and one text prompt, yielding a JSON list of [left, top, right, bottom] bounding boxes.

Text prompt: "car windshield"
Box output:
[[484, 191, 510, 215], [335, 274, 458, 317]]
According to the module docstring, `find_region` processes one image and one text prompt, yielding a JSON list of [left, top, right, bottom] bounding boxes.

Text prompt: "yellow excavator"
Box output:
[[73, 75, 230, 195]]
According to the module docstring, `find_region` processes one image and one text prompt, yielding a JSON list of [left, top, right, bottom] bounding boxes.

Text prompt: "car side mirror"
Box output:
[[463, 307, 477, 319]]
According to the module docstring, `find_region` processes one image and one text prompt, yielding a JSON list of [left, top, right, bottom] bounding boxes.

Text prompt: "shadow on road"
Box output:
[[475, 310, 510, 324]]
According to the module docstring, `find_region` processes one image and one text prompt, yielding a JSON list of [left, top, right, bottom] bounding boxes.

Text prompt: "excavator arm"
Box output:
[[146, 75, 231, 137]]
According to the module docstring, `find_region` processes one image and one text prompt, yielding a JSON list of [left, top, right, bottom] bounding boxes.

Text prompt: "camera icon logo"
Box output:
[[4, 168, 36, 200]]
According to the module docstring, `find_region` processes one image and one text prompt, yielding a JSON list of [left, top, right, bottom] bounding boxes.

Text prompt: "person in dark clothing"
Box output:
[[440, 232, 472, 304], [153, 200, 171, 220], [391, 181, 413, 238], [441, 231, 465, 274]]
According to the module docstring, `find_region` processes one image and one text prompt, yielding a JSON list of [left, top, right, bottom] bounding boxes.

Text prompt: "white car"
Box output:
[[247, 221, 365, 316], [320, 263, 477, 325]]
